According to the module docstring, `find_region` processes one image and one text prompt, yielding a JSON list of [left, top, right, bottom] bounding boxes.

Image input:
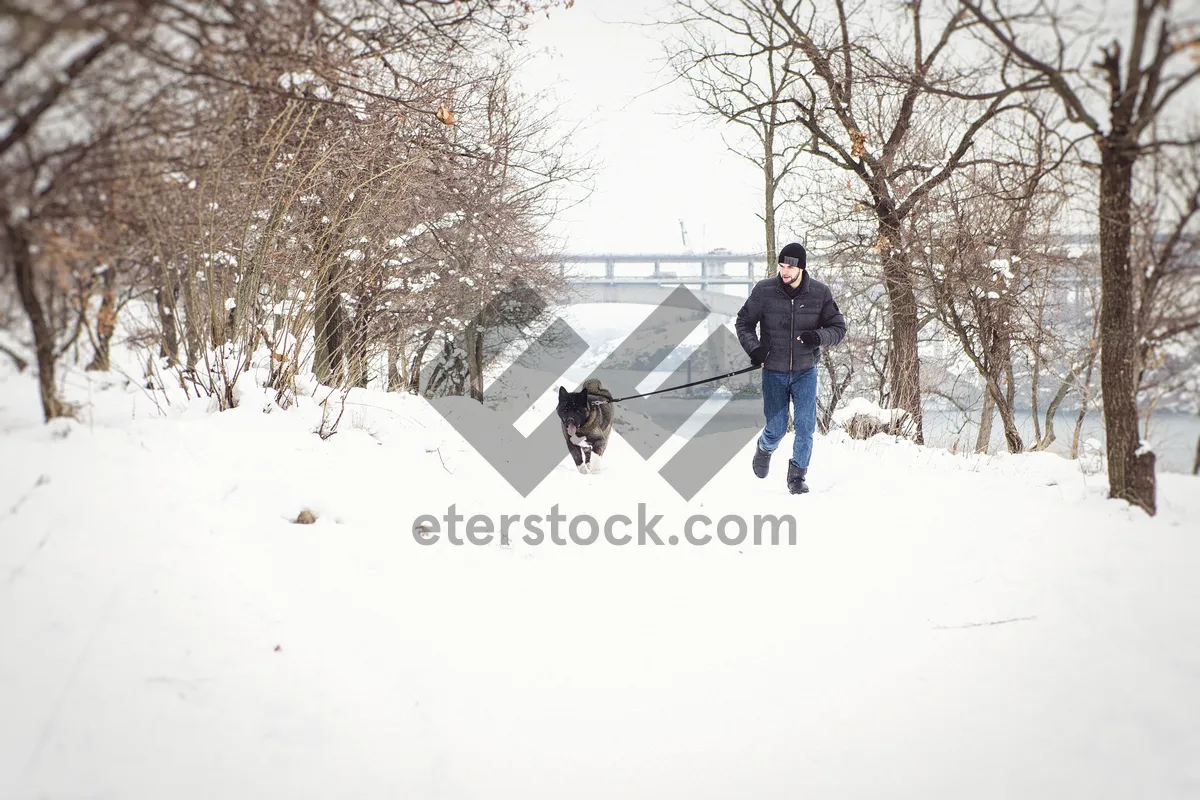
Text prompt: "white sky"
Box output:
[[515, 1, 768, 256], [510, 2, 1200, 257]]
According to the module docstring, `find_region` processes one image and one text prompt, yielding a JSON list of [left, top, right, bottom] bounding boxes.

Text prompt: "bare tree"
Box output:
[[961, 0, 1200, 514], [1127, 138, 1200, 460], [1027, 249, 1103, 455], [759, 0, 1047, 443], [414, 61, 586, 400], [1132, 135, 1200, 389], [0, 2, 161, 419], [915, 108, 1077, 453], [2, 1, 576, 419], [812, 258, 882, 432], [663, 0, 809, 273]]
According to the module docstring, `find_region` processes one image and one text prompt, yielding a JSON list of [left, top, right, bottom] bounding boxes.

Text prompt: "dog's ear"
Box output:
[[558, 386, 568, 401]]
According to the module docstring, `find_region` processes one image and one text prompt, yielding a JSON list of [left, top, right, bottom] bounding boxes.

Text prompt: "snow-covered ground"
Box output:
[[2, 305, 1199, 799]]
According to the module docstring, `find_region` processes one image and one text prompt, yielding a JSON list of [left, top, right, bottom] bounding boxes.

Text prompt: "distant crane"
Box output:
[[679, 219, 689, 251]]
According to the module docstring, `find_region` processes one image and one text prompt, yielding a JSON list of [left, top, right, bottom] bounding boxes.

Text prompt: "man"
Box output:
[[735, 242, 847, 494]]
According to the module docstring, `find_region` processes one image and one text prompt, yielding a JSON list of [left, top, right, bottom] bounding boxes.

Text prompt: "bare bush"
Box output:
[[2, 0, 586, 421]]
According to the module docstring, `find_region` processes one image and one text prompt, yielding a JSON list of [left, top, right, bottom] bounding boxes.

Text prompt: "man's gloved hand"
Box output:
[[798, 330, 820, 346], [750, 345, 769, 367]]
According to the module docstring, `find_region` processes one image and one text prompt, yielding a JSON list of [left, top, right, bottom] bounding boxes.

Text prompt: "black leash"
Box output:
[[590, 364, 762, 405]]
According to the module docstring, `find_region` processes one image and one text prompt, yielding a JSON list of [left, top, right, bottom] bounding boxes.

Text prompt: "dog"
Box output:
[[556, 379, 614, 474]]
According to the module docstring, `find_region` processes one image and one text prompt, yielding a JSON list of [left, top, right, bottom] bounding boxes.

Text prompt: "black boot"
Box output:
[[752, 444, 773, 479], [787, 460, 809, 494]]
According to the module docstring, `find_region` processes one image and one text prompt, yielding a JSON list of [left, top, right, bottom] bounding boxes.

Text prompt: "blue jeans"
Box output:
[[758, 367, 818, 468]]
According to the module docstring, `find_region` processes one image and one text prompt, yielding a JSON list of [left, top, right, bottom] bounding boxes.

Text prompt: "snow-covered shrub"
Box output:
[[831, 397, 914, 440]]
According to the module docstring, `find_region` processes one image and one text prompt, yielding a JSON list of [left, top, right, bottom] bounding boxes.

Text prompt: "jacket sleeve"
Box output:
[[734, 286, 764, 355], [816, 288, 847, 348]]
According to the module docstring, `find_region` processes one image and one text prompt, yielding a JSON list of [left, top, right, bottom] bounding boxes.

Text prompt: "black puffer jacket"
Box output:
[[735, 271, 847, 373]]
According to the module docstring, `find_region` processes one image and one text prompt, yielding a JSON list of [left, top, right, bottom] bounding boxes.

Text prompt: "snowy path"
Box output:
[[2, 376, 1199, 799]]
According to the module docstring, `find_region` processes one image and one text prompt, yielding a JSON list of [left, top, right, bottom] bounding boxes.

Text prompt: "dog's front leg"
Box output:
[[585, 437, 605, 472], [567, 441, 589, 472]]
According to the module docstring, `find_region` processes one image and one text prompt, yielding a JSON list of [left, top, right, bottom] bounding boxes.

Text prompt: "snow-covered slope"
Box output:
[[2, 313, 1198, 799]]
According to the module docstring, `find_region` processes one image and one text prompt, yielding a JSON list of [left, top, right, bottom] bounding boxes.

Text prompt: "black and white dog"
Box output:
[[555, 379, 614, 473]]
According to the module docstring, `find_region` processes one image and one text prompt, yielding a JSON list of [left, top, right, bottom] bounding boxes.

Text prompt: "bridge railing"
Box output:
[[556, 253, 771, 283]]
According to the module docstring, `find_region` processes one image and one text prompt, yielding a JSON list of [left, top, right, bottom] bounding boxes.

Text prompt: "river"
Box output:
[[922, 407, 1199, 475], [637, 397, 1200, 475]]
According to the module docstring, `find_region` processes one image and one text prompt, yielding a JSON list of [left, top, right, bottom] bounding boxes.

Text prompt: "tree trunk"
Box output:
[[976, 297, 1025, 454], [464, 324, 485, 402], [347, 346, 368, 389], [1029, 348, 1042, 443], [425, 337, 469, 397], [314, 264, 346, 386], [1033, 375, 1072, 451], [59, 303, 87, 366], [1193, 434, 1199, 476], [180, 267, 201, 371], [1098, 144, 1155, 514], [1070, 348, 1098, 460], [387, 337, 404, 392], [5, 215, 65, 421], [407, 329, 436, 394], [154, 281, 180, 367], [86, 268, 116, 371], [764, 129, 777, 278], [344, 309, 370, 390], [1070, 408, 1086, 459], [818, 358, 851, 435], [994, 389, 1024, 454], [878, 216, 923, 443], [998, 349, 1023, 453], [975, 389, 994, 454]]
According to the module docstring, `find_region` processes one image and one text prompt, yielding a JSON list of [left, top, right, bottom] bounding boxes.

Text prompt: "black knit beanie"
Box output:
[[778, 242, 806, 270]]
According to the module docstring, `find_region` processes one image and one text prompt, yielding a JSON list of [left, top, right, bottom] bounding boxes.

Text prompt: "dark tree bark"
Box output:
[[764, 143, 777, 277], [878, 213, 925, 442], [314, 264, 346, 385], [463, 324, 485, 402], [995, 320, 1024, 453], [4, 214, 65, 420], [407, 329, 436, 394], [1097, 143, 1154, 511]]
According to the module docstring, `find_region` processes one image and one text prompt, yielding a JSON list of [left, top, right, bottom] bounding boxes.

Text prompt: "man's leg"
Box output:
[[753, 369, 790, 478], [758, 369, 791, 452], [789, 367, 818, 468]]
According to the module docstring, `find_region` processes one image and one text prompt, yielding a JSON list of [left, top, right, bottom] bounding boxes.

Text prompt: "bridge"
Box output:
[[556, 251, 769, 285], [555, 252, 772, 317], [539, 245, 1108, 398], [539, 253, 778, 386], [551, 243, 1110, 319]]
